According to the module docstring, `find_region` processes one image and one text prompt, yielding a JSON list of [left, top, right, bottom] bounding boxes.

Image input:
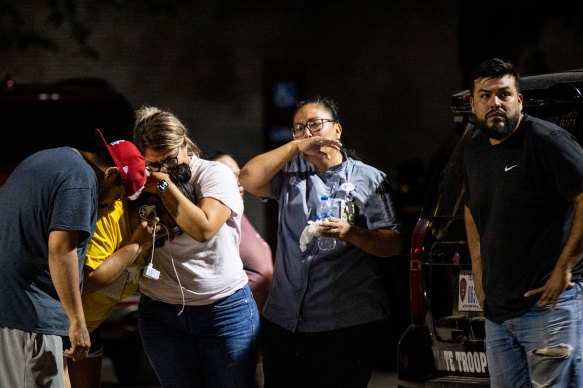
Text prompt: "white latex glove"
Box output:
[[299, 220, 322, 252]]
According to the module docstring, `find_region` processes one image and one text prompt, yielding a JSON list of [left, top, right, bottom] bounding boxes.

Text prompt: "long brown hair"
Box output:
[[132, 106, 202, 157]]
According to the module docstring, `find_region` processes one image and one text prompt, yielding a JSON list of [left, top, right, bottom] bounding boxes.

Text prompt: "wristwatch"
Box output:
[[157, 179, 170, 193]]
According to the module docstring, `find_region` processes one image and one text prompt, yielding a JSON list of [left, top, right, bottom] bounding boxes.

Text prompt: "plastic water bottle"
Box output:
[[317, 196, 336, 250]]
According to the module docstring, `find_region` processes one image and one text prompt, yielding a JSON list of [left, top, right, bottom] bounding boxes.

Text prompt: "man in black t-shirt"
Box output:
[[463, 58, 583, 387]]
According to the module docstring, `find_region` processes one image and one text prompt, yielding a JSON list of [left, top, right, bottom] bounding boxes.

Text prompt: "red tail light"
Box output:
[[0, 171, 11, 186], [410, 218, 429, 324]]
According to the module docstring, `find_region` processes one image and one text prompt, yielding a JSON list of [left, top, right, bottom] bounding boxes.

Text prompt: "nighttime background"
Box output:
[[2, 0, 583, 370], [2, 0, 583, 234]]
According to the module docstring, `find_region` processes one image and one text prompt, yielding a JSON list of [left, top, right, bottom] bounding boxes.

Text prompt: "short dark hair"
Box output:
[[80, 134, 117, 168], [470, 58, 521, 96], [295, 96, 340, 124], [92, 147, 116, 168]]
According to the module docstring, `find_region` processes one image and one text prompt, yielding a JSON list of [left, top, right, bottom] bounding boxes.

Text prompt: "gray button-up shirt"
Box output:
[[262, 154, 402, 332]]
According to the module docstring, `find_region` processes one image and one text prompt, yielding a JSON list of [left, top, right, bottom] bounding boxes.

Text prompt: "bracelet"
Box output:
[[157, 179, 170, 193]]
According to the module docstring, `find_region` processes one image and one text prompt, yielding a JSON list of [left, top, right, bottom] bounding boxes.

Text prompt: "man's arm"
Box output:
[[83, 217, 159, 294], [524, 191, 583, 308], [319, 217, 403, 257], [464, 206, 485, 309], [48, 230, 91, 361], [240, 137, 342, 197]]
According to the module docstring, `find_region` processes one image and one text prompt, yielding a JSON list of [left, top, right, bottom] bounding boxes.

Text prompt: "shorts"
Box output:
[[0, 326, 65, 388]]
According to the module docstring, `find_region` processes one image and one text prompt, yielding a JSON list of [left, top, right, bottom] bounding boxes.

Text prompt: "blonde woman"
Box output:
[[133, 107, 259, 388]]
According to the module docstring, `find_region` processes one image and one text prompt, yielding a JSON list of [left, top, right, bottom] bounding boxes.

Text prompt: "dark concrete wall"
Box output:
[[2, 1, 582, 235]]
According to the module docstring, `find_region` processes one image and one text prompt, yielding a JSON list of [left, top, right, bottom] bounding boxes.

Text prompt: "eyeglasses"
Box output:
[[145, 147, 182, 172], [291, 119, 334, 138]]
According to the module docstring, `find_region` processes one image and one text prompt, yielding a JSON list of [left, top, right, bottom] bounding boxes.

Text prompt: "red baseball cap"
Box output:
[[95, 129, 146, 200]]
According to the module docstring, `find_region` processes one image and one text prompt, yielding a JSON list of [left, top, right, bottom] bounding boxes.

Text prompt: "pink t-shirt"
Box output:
[[239, 214, 273, 313]]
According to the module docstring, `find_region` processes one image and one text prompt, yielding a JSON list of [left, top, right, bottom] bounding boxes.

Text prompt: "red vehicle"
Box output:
[[397, 69, 583, 387], [0, 73, 134, 184]]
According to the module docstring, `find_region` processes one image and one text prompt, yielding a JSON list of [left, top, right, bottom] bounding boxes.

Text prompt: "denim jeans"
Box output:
[[139, 285, 259, 388], [485, 283, 583, 388]]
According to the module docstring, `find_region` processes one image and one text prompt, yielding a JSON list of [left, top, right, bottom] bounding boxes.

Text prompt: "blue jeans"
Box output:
[[485, 283, 583, 388], [138, 285, 259, 388]]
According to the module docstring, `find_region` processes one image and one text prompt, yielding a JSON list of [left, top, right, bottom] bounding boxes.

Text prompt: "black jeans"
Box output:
[[260, 317, 390, 388]]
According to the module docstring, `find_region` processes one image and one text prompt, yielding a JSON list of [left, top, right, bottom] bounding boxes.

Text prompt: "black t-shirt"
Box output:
[[464, 114, 583, 323]]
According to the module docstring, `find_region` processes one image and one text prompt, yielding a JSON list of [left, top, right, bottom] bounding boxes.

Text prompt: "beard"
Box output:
[[476, 110, 521, 140]]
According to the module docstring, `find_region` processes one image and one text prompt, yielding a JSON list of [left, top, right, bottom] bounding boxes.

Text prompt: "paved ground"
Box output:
[[101, 356, 398, 387], [368, 368, 399, 387]]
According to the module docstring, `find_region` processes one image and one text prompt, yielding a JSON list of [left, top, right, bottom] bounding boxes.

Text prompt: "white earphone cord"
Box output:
[[149, 222, 186, 315]]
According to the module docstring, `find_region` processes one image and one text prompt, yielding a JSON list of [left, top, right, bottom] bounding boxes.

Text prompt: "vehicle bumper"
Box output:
[[398, 375, 489, 387]]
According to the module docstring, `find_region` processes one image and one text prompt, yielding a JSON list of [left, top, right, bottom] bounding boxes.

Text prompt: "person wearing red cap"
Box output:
[[0, 129, 145, 388], [63, 130, 160, 388], [65, 165, 196, 388]]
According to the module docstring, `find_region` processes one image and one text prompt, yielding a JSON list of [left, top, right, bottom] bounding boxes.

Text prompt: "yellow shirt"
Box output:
[[82, 199, 147, 332]]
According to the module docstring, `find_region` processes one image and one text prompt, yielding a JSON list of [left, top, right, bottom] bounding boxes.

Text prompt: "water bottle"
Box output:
[[317, 196, 336, 250]]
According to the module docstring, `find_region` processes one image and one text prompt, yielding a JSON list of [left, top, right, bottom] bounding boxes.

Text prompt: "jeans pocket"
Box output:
[[528, 344, 573, 387], [531, 287, 577, 313], [557, 286, 577, 303]]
